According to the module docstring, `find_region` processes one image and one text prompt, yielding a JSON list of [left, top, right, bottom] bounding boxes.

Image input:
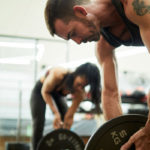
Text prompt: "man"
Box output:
[[44, 0, 150, 149], [30, 62, 101, 150]]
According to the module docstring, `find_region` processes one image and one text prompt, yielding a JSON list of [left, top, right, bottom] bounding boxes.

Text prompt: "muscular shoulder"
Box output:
[[122, 0, 150, 26]]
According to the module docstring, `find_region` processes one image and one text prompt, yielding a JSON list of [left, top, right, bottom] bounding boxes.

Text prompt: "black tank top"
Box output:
[[100, 0, 144, 47]]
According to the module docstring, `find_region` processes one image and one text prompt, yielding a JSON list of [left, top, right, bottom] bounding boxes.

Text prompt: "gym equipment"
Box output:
[[5, 142, 30, 150], [121, 90, 147, 104], [85, 114, 147, 150], [37, 114, 147, 150], [37, 128, 85, 150]]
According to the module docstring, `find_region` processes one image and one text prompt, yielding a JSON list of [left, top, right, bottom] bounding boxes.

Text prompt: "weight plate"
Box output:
[[37, 128, 85, 150], [85, 114, 147, 150]]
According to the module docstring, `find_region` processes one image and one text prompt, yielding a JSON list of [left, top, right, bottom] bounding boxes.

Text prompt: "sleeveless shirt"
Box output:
[[100, 0, 144, 47]]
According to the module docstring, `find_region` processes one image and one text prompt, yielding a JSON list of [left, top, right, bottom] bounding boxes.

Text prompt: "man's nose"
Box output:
[[72, 37, 82, 44]]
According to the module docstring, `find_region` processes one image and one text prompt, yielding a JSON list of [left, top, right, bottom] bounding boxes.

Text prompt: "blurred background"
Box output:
[[0, 0, 150, 149]]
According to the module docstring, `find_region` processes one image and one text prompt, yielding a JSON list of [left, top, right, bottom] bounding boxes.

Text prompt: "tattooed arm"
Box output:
[[122, 0, 150, 51], [120, 1, 150, 150], [120, 2, 150, 148]]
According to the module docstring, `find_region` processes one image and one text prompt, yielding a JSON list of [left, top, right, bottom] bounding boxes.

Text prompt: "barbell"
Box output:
[[37, 114, 147, 150]]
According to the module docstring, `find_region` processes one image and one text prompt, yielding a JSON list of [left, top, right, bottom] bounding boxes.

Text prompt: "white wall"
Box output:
[[0, 0, 150, 75]]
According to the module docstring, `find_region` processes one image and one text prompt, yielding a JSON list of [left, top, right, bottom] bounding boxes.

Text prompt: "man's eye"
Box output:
[[71, 31, 76, 37]]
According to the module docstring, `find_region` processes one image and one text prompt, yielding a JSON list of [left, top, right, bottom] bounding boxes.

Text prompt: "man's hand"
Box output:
[[120, 127, 150, 150], [63, 114, 73, 129], [53, 113, 63, 129]]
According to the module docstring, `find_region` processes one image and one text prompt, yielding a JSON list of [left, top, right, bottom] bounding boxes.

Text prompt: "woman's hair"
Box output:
[[65, 62, 101, 105], [44, 0, 90, 36]]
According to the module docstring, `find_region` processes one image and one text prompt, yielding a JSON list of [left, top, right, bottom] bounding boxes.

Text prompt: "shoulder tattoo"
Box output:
[[132, 0, 150, 16]]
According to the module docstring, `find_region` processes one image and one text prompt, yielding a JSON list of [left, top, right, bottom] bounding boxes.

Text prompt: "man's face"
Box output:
[[54, 18, 100, 44]]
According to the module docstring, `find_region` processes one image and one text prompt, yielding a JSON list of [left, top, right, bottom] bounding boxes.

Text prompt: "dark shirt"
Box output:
[[100, 0, 144, 47]]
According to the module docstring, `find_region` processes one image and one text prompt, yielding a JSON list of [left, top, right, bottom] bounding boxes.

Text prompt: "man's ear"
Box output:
[[73, 5, 87, 18]]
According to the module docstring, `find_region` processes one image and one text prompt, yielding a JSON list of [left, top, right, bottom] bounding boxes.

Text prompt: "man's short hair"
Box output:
[[44, 0, 89, 36]]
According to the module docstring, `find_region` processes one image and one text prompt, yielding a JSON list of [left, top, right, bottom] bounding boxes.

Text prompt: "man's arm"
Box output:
[[127, 0, 150, 143], [145, 90, 150, 134], [119, 1, 150, 149], [123, 0, 150, 51], [96, 36, 123, 120]]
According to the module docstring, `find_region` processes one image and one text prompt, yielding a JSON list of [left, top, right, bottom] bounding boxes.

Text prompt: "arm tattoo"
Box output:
[[132, 0, 150, 16]]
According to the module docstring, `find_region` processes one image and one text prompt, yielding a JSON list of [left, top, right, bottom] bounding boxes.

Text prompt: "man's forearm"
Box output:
[[102, 90, 123, 120], [145, 91, 150, 132]]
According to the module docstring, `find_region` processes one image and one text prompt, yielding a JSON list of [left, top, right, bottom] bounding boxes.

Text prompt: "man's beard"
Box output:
[[83, 31, 100, 43], [78, 18, 100, 42]]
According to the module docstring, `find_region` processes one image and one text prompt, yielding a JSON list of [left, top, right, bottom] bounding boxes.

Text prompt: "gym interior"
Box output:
[[0, 0, 150, 150]]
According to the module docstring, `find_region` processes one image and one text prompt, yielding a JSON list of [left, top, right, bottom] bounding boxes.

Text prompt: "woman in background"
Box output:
[[30, 62, 101, 150]]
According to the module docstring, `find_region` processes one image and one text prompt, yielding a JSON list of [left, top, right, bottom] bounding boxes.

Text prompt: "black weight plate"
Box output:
[[5, 142, 29, 150], [37, 128, 85, 150], [85, 114, 147, 150]]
